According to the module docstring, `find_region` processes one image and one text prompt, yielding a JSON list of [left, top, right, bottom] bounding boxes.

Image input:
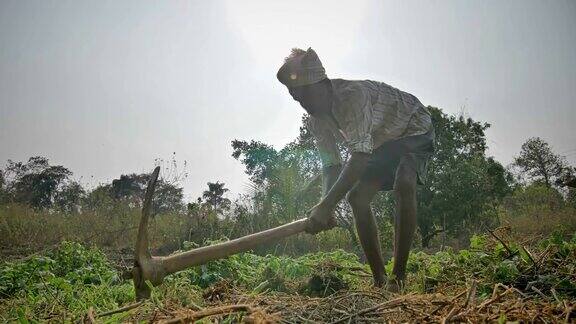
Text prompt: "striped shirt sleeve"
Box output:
[[307, 116, 343, 167]]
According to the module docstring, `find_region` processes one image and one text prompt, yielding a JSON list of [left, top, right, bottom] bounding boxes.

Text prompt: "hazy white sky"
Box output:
[[1, 0, 575, 201]]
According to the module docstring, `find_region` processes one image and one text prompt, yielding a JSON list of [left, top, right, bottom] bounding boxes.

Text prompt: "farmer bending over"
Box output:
[[277, 48, 435, 291]]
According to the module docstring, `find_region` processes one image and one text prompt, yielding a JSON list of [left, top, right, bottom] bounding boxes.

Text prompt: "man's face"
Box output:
[[288, 80, 332, 115]]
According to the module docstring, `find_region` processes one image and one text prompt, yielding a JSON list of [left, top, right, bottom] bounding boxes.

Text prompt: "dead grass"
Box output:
[[0, 203, 195, 259], [112, 282, 573, 323], [500, 205, 576, 243]]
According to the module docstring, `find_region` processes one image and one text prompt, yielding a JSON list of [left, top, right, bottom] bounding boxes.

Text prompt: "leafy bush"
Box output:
[[171, 243, 367, 296], [390, 232, 576, 298], [0, 241, 133, 322], [0, 241, 117, 298]]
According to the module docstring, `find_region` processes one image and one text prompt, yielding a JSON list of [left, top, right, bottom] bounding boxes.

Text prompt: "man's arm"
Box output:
[[322, 164, 342, 197], [321, 152, 370, 207], [307, 152, 370, 233]]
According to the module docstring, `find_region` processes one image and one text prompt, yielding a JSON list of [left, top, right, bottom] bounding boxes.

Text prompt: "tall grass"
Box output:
[[499, 184, 576, 242], [0, 203, 194, 257], [0, 203, 358, 260]]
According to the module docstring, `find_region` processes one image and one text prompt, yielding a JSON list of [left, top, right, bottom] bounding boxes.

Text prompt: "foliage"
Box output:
[[503, 183, 565, 215], [2, 157, 73, 209], [513, 137, 574, 188], [231, 140, 280, 185], [0, 156, 186, 215], [0, 203, 190, 254], [0, 107, 547, 254], [202, 181, 231, 212], [0, 241, 117, 298], [170, 244, 365, 295], [0, 242, 366, 322], [391, 232, 576, 297], [416, 107, 514, 246], [0, 242, 132, 322], [499, 183, 576, 239], [54, 181, 86, 213], [103, 172, 185, 214], [569, 188, 576, 208], [230, 116, 323, 236]]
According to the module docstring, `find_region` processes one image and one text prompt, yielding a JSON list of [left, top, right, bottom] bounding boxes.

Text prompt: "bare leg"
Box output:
[[346, 180, 385, 287], [390, 160, 418, 288]]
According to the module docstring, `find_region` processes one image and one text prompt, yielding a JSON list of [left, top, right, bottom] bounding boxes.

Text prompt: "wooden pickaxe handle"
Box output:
[[132, 167, 310, 300]]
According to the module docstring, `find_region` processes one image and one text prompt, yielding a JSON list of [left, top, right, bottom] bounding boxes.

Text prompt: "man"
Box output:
[[277, 48, 435, 291]]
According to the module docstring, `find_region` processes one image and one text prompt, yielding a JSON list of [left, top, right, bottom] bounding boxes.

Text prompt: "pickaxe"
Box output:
[[132, 167, 310, 300]]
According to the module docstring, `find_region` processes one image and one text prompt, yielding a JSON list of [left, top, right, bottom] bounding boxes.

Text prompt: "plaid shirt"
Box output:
[[307, 79, 432, 167]]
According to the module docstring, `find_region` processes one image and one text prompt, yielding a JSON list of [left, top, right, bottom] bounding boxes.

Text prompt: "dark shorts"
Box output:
[[361, 128, 435, 191]]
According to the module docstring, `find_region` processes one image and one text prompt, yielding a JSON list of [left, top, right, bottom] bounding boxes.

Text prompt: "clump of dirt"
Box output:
[[202, 280, 233, 302], [306, 272, 348, 296], [303, 261, 350, 297], [259, 266, 289, 292]]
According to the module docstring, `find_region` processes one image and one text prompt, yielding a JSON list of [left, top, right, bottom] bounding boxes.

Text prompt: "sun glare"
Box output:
[[224, 0, 368, 67]]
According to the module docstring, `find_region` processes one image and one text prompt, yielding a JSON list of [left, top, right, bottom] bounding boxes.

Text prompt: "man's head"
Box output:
[[277, 48, 333, 115]]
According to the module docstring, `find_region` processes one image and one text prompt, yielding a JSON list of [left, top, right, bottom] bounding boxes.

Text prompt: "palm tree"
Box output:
[[202, 182, 231, 211]]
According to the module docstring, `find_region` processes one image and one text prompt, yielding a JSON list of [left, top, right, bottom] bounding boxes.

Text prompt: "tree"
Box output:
[[513, 137, 574, 187], [231, 116, 325, 185], [84, 172, 184, 214], [231, 140, 279, 184], [111, 174, 147, 201], [3, 156, 73, 209], [416, 108, 514, 246], [231, 116, 323, 228], [202, 182, 231, 211], [154, 181, 185, 214], [82, 184, 116, 213], [55, 181, 85, 213]]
